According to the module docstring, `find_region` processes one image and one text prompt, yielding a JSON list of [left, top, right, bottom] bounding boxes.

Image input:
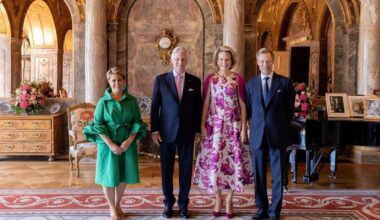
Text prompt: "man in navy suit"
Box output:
[[245, 48, 295, 220], [150, 46, 201, 219]]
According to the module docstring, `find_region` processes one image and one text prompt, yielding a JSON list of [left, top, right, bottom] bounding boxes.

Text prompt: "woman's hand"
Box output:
[[201, 126, 207, 137], [109, 143, 123, 155], [120, 139, 132, 152]]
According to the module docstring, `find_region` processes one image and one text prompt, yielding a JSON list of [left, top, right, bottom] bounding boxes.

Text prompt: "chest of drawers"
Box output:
[[0, 113, 64, 161]]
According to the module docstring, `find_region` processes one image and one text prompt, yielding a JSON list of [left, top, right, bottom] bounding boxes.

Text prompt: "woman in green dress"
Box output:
[[83, 67, 146, 220]]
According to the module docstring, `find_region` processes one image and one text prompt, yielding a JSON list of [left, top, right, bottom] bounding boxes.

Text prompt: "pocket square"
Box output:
[[277, 89, 283, 93], [188, 88, 194, 92]]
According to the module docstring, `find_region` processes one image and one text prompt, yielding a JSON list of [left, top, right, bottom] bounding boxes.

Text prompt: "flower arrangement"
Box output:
[[38, 80, 55, 97], [294, 82, 316, 119], [10, 80, 51, 114]]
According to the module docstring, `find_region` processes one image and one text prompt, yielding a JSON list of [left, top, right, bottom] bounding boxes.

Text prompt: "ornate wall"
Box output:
[[115, 0, 222, 98], [127, 0, 203, 97]]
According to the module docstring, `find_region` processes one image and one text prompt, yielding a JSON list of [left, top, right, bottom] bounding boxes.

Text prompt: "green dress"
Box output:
[[83, 88, 146, 187]]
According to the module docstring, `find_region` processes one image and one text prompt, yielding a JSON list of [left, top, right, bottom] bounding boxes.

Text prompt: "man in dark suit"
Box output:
[[245, 48, 295, 220], [150, 46, 202, 219]]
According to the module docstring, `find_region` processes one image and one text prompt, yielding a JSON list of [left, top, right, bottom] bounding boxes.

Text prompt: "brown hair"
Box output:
[[256, 48, 274, 61], [106, 67, 125, 81], [212, 45, 236, 70]]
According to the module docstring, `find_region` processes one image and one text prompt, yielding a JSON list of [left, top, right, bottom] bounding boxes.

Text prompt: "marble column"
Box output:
[[85, 0, 107, 104], [223, 0, 245, 74], [73, 22, 85, 102], [108, 22, 118, 69], [11, 38, 22, 92], [56, 49, 63, 92], [357, 0, 380, 95]]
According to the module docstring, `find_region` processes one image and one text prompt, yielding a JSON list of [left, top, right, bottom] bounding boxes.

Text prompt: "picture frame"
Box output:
[[325, 93, 349, 118], [373, 89, 380, 97], [348, 96, 364, 117], [364, 98, 380, 119]]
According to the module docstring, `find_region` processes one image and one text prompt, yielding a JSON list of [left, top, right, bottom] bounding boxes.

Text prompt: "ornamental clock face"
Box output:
[[159, 37, 171, 49]]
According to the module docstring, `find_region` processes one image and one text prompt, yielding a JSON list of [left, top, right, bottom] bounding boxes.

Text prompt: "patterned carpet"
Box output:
[[0, 188, 379, 219]]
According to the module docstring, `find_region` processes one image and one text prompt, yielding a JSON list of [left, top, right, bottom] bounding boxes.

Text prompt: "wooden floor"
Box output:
[[0, 155, 379, 190]]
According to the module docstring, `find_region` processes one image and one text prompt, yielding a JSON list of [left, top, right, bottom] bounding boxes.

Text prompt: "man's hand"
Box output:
[[195, 133, 201, 145], [152, 132, 162, 146]]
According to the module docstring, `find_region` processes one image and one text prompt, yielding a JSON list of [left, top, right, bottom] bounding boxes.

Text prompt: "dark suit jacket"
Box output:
[[150, 71, 202, 144], [245, 73, 295, 149]]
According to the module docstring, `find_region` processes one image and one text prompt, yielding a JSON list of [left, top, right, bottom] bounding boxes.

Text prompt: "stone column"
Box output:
[[223, 0, 245, 74], [85, 0, 107, 104], [10, 38, 22, 92], [108, 22, 118, 69], [56, 49, 63, 93], [357, 0, 380, 95]]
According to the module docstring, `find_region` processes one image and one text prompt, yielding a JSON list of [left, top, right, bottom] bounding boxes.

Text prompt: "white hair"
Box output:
[[171, 46, 188, 60]]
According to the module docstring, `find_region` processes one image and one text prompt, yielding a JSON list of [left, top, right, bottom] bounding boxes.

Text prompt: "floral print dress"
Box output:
[[193, 73, 254, 193]]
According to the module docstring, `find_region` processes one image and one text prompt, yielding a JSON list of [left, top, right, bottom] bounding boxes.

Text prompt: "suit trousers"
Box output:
[[159, 137, 194, 209], [251, 134, 286, 218]]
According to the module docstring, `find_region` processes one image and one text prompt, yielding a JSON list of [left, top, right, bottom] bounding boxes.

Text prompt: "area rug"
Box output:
[[0, 188, 379, 219]]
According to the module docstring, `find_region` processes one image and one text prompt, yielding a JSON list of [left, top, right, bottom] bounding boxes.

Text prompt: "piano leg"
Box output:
[[303, 149, 320, 183], [303, 150, 311, 183], [329, 147, 337, 179], [289, 150, 297, 183]]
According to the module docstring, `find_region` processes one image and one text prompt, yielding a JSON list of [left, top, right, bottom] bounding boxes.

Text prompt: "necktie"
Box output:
[[176, 74, 183, 99], [263, 76, 269, 104]]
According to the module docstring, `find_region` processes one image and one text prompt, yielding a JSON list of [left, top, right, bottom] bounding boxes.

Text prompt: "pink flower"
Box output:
[[20, 93, 31, 100], [38, 99, 46, 107], [300, 94, 308, 102], [20, 100, 29, 109], [301, 103, 309, 111], [21, 84, 31, 91], [296, 84, 305, 91]]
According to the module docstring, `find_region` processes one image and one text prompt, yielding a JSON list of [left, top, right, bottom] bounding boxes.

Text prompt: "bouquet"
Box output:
[[39, 80, 55, 97], [10, 81, 48, 114], [294, 82, 316, 119]]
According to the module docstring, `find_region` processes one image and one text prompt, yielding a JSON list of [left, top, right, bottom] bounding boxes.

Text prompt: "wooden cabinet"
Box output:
[[0, 113, 64, 161]]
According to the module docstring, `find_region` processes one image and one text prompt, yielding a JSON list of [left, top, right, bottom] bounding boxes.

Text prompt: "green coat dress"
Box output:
[[83, 88, 146, 187]]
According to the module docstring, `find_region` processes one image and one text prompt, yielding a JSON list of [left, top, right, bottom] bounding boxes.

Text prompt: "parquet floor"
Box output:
[[0, 155, 379, 190]]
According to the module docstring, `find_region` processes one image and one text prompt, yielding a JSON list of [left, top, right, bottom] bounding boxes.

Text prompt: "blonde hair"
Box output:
[[212, 45, 236, 70], [106, 67, 125, 80], [256, 48, 274, 60]]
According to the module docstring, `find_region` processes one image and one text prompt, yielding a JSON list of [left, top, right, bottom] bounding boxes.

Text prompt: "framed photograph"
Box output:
[[325, 93, 349, 118], [348, 96, 364, 117], [364, 98, 380, 119], [373, 89, 380, 97]]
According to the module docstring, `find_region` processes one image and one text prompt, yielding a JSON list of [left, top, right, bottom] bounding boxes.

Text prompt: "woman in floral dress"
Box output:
[[193, 46, 254, 218]]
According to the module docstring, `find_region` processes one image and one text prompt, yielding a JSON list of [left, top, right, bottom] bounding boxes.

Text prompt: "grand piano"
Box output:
[[286, 117, 380, 184]]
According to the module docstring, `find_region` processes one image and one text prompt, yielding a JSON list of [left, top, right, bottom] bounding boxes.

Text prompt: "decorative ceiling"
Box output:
[[0, 3, 10, 36], [23, 0, 57, 47]]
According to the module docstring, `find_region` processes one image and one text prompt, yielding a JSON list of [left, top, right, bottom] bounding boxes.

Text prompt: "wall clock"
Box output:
[[156, 29, 177, 65]]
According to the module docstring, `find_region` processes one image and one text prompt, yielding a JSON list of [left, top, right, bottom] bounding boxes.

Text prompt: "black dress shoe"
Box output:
[[179, 208, 189, 219], [162, 206, 173, 218], [251, 213, 269, 220]]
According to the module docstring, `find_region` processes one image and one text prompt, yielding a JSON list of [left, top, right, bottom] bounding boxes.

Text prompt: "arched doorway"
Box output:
[[0, 3, 11, 97], [22, 0, 58, 92], [63, 30, 73, 97], [277, 2, 298, 51], [318, 6, 333, 95]]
